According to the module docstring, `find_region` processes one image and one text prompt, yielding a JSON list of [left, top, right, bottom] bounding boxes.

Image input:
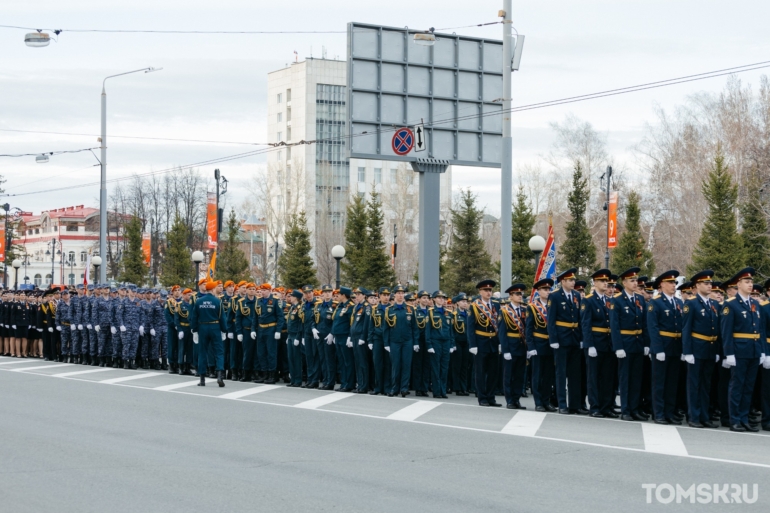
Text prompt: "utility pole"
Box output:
[[500, 1, 513, 290], [214, 169, 228, 248], [602, 165, 613, 269]]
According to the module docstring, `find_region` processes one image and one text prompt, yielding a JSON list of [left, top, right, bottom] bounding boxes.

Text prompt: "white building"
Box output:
[[266, 57, 452, 277]]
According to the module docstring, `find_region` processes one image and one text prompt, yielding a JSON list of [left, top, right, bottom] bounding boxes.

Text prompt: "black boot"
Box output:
[[198, 375, 205, 386], [91, 355, 99, 366], [254, 371, 265, 383], [123, 359, 129, 369], [226, 369, 232, 380], [182, 363, 192, 376], [265, 371, 276, 385], [161, 358, 168, 371], [99, 356, 105, 367], [239, 371, 251, 382], [217, 370, 225, 388], [129, 359, 137, 370], [112, 358, 119, 368], [207, 366, 215, 379]]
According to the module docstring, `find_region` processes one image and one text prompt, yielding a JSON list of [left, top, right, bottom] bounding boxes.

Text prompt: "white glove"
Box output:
[[503, 352, 511, 360], [616, 349, 627, 359], [95, 325, 100, 332], [71, 325, 76, 331], [680, 353, 685, 361], [87, 324, 92, 329], [178, 331, 184, 340], [724, 355, 736, 367], [301, 339, 305, 346], [111, 326, 117, 335], [346, 338, 353, 348], [139, 326, 145, 336], [368, 344, 373, 350], [37, 328, 43, 332], [684, 354, 695, 364], [526, 350, 535, 359], [644, 347, 650, 356], [78, 324, 83, 330], [716, 355, 720, 363], [588, 347, 597, 357], [11, 325, 16, 329], [193, 333, 199, 344], [27, 325, 31, 329], [227, 332, 233, 339], [251, 332, 257, 340], [384, 346, 390, 352], [325, 334, 334, 344], [413, 345, 419, 352], [312, 328, 320, 340], [761, 353, 767, 365], [358, 339, 365, 346], [120, 326, 126, 332], [429, 348, 436, 354], [237, 334, 243, 342], [49, 327, 54, 333], [150, 329, 156, 336], [498, 344, 502, 353], [550, 343, 559, 349], [221, 332, 226, 341], [294, 339, 300, 347], [763, 358, 770, 370], [469, 347, 478, 355], [656, 352, 666, 362], [274, 332, 281, 340], [450, 347, 456, 353]]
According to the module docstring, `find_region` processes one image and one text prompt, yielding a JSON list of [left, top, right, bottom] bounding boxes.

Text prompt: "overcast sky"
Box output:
[[2, 0, 770, 217]]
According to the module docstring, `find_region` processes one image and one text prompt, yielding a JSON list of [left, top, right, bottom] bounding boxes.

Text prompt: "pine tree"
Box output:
[[610, 190, 655, 277], [559, 160, 597, 280], [278, 211, 318, 288], [443, 189, 495, 294], [688, 149, 744, 280], [341, 194, 369, 286], [217, 208, 251, 283], [159, 214, 195, 287], [741, 169, 770, 280], [364, 191, 397, 289], [511, 185, 537, 285], [119, 216, 148, 285]]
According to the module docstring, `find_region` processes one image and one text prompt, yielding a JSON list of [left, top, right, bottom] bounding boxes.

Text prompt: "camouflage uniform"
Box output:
[[55, 295, 75, 357]]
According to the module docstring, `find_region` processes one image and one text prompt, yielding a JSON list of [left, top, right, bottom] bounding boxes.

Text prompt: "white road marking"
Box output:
[[501, 410, 547, 437], [10, 363, 70, 372], [0, 359, 52, 366], [387, 400, 442, 421], [294, 392, 352, 410], [51, 368, 115, 378], [641, 423, 688, 456], [219, 385, 282, 399], [99, 372, 157, 384], [154, 380, 204, 391]]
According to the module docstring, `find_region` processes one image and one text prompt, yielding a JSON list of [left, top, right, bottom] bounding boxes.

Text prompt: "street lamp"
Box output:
[[12, 259, 21, 290], [331, 245, 346, 289], [528, 235, 546, 278], [45, 238, 62, 286], [192, 251, 204, 284], [92, 256, 102, 284], [99, 67, 162, 284]]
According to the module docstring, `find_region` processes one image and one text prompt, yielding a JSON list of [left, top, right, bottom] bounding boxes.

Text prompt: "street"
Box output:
[[1, 356, 768, 512]]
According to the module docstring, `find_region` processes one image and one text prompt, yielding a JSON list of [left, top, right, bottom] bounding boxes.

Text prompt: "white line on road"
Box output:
[[387, 400, 442, 421], [51, 368, 115, 378], [294, 392, 351, 410], [10, 363, 70, 372], [99, 372, 157, 384], [219, 385, 282, 399], [501, 411, 547, 437], [0, 359, 52, 366], [154, 380, 204, 391], [641, 423, 688, 456]]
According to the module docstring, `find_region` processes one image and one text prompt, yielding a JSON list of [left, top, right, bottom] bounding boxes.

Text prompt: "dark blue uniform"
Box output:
[[468, 298, 501, 406], [760, 300, 770, 430], [609, 291, 648, 417], [647, 294, 684, 422], [286, 301, 304, 386], [315, 300, 336, 387], [253, 295, 285, 378], [498, 303, 526, 407], [412, 306, 431, 395], [426, 306, 453, 398], [546, 288, 582, 411], [580, 293, 614, 416], [301, 298, 320, 387], [526, 298, 554, 409], [682, 294, 719, 425], [235, 296, 257, 379], [368, 302, 392, 395], [190, 292, 227, 377], [384, 303, 419, 395], [331, 298, 356, 391], [350, 300, 371, 393]]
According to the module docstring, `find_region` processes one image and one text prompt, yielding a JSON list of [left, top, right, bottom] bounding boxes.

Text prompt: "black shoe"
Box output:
[[198, 376, 205, 387], [637, 412, 650, 420], [226, 370, 232, 380], [479, 401, 490, 407], [701, 421, 717, 428], [654, 418, 670, 425], [265, 371, 276, 385], [573, 408, 589, 415], [590, 412, 605, 418], [182, 364, 193, 376], [667, 418, 682, 426], [98, 357, 105, 367], [130, 359, 138, 370], [632, 413, 647, 421], [254, 372, 266, 384], [512, 402, 526, 410], [506, 403, 515, 409], [604, 411, 619, 419], [123, 360, 129, 369], [688, 421, 704, 428], [217, 370, 225, 388], [743, 422, 759, 433], [387, 393, 395, 397], [762, 425, 770, 432], [488, 402, 502, 407], [535, 406, 547, 412], [401, 391, 408, 397], [730, 424, 746, 432], [308, 383, 319, 389], [621, 415, 634, 421], [239, 371, 251, 382], [161, 358, 168, 371], [321, 385, 335, 391], [545, 405, 557, 412], [369, 390, 379, 395], [558, 408, 571, 415]]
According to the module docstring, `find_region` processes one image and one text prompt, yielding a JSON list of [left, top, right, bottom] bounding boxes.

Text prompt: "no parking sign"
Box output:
[[391, 127, 414, 156]]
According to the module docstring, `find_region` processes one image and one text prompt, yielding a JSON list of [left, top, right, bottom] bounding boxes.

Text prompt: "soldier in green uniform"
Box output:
[[190, 281, 228, 387]]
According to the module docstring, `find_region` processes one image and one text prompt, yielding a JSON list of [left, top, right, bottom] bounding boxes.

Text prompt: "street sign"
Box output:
[[347, 22, 503, 167], [414, 123, 426, 153], [392, 127, 414, 155]]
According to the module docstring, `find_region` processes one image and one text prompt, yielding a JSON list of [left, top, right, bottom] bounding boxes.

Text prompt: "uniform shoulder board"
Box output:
[[613, 292, 622, 298], [725, 297, 735, 302], [761, 300, 769, 306], [584, 294, 593, 299]]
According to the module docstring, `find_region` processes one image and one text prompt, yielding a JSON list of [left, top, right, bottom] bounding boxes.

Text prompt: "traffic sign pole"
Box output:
[[500, 0, 513, 289]]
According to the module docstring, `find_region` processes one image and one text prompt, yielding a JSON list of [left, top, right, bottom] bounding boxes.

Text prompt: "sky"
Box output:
[[2, 0, 770, 217]]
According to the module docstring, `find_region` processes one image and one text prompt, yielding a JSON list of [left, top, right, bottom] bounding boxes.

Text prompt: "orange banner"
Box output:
[[608, 191, 619, 249], [142, 233, 151, 265], [207, 192, 218, 249], [0, 227, 5, 262]]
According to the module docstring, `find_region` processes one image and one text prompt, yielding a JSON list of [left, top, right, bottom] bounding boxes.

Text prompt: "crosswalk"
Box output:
[[2, 356, 769, 468]]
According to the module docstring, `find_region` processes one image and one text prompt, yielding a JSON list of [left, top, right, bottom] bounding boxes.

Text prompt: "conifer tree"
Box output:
[[341, 194, 369, 286], [688, 149, 744, 280], [217, 208, 251, 283], [443, 189, 494, 294], [159, 214, 195, 287], [278, 211, 318, 288], [610, 191, 655, 277], [559, 161, 597, 279], [119, 216, 148, 285], [364, 191, 397, 289], [511, 185, 537, 285], [741, 169, 770, 279]]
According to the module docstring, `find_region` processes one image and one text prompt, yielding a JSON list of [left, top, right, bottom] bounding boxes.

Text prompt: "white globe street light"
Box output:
[[529, 235, 546, 277], [331, 245, 346, 289], [192, 251, 204, 283]]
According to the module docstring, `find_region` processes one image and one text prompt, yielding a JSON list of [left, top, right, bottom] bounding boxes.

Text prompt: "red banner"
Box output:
[[207, 192, 218, 249], [608, 192, 619, 249], [0, 227, 5, 262], [142, 233, 151, 265]]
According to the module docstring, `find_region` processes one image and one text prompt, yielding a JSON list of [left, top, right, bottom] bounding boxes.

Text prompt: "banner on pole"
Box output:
[[207, 250, 217, 280], [207, 193, 218, 249], [608, 191, 619, 249], [142, 233, 151, 265], [0, 227, 5, 262], [531, 218, 557, 301], [84, 251, 91, 286]]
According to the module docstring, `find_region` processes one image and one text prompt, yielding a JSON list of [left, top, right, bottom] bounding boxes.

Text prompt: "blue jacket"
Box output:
[[190, 292, 227, 332], [426, 306, 454, 351], [331, 299, 356, 338], [498, 303, 526, 357], [580, 293, 612, 352], [682, 295, 720, 360], [609, 291, 648, 354], [451, 309, 468, 346], [721, 295, 764, 358], [235, 296, 257, 336], [647, 294, 684, 356], [546, 288, 581, 347], [253, 296, 284, 332], [383, 303, 418, 347], [468, 299, 500, 353], [349, 302, 370, 343], [526, 299, 552, 355]]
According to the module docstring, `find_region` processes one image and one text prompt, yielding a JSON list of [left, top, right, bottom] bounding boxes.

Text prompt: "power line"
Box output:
[[0, 128, 270, 146], [0, 147, 99, 157]]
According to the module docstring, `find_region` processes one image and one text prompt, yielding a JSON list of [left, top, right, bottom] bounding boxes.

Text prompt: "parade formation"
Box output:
[[3, 264, 768, 433]]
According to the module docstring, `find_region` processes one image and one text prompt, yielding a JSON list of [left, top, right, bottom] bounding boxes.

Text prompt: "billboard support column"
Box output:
[[412, 159, 448, 292], [500, 0, 513, 290]]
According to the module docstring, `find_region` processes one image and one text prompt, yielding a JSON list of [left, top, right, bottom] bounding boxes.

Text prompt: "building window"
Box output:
[[357, 192, 365, 199], [35, 228, 39, 234], [45, 274, 52, 285], [34, 274, 42, 287], [406, 196, 413, 210], [252, 254, 262, 267], [277, 112, 282, 122], [406, 219, 414, 234], [390, 169, 397, 183], [391, 193, 398, 206], [68, 251, 75, 263], [277, 93, 282, 104], [286, 89, 291, 101], [287, 127, 291, 141], [277, 132, 283, 142], [68, 273, 75, 286], [287, 108, 292, 121], [374, 168, 382, 184], [358, 167, 365, 183], [80, 251, 87, 262], [286, 147, 292, 160]]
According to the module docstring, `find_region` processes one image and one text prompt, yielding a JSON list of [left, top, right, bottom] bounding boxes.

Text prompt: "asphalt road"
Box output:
[[1, 357, 769, 512]]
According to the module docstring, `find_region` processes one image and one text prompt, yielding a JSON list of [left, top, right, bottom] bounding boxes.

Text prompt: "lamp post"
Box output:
[[64, 258, 76, 286], [331, 245, 346, 289], [192, 251, 204, 284], [45, 238, 62, 286], [92, 256, 102, 285], [600, 166, 613, 269], [528, 235, 546, 280], [100, 67, 162, 284], [21, 254, 30, 286], [12, 259, 21, 290]]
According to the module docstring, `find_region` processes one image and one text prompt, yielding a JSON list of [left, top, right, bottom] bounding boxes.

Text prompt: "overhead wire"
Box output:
[[0, 128, 271, 146]]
